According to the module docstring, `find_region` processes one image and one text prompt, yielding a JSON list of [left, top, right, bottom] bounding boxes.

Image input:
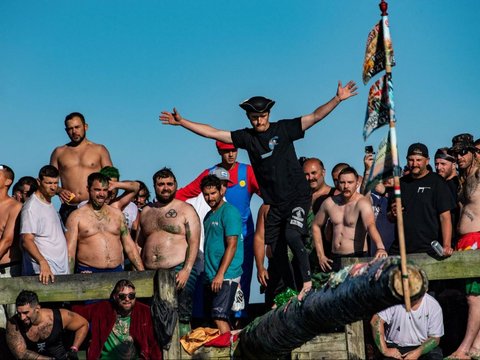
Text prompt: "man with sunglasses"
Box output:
[[448, 133, 480, 359], [73, 279, 162, 360]]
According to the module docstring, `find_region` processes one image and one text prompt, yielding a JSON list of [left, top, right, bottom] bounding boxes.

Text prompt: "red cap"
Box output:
[[215, 141, 236, 151]]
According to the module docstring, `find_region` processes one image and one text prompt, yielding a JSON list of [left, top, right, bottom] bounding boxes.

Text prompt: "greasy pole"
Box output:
[[380, 0, 411, 312]]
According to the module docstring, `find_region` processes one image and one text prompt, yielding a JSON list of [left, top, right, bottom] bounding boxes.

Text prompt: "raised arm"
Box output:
[[160, 108, 233, 143], [176, 205, 201, 289], [109, 180, 140, 210], [301, 81, 358, 131]]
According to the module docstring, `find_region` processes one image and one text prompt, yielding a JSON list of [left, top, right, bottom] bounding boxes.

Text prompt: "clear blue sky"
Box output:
[[2, 1, 479, 302]]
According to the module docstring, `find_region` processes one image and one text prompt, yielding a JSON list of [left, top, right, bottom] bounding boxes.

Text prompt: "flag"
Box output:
[[363, 74, 395, 140], [362, 15, 395, 85], [364, 130, 400, 194]]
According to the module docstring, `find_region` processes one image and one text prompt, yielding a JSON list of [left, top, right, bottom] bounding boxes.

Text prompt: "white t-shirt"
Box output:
[[20, 193, 69, 275], [378, 293, 444, 347]]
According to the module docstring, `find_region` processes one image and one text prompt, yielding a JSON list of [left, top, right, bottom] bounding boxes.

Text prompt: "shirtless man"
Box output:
[[66, 172, 144, 273], [138, 167, 200, 333], [0, 165, 22, 328], [311, 166, 387, 272], [50, 112, 113, 224], [448, 133, 480, 359], [6, 290, 88, 360]]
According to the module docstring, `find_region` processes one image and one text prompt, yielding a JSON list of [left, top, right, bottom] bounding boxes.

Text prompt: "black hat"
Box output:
[[434, 148, 455, 162], [407, 143, 429, 158], [239, 96, 275, 113], [451, 133, 475, 152]]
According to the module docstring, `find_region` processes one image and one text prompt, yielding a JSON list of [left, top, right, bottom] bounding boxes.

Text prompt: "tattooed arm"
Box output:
[[370, 314, 402, 359], [120, 215, 145, 271], [6, 318, 53, 360], [176, 204, 201, 289], [402, 337, 440, 359]]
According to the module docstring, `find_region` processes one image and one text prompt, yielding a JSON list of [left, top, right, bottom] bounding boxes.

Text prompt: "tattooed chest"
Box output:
[[28, 323, 53, 341], [143, 209, 183, 234]]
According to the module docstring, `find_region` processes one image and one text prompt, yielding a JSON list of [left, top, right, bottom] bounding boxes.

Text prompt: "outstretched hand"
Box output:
[[336, 80, 358, 101], [160, 108, 182, 126]]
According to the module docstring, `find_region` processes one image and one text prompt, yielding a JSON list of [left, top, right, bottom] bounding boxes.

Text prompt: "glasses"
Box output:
[[117, 292, 136, 301]]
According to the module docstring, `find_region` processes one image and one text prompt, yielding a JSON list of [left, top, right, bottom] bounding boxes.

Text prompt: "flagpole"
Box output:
[[380, 0, 412, 312]]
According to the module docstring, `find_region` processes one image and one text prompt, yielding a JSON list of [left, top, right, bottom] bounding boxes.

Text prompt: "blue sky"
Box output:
[[2, 1, 479, 302]]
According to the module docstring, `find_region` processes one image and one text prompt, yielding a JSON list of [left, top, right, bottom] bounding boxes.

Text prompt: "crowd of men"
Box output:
[[1, 82, 480, 358]]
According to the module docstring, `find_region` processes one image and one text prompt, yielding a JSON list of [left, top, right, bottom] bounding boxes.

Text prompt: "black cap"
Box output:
[[239, 96, 275, 113], [434, 148, 455, 162], [451, 133, 475, 152], [407, 143, 429, 158]]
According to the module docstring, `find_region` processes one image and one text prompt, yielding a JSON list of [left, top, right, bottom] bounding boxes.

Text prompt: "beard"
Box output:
[[156, 190, 176, 204]]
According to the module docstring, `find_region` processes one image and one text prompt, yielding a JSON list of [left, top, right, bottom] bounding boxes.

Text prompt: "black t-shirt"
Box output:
[[231, 117, 310, 206], [390, 172, 455, 254]]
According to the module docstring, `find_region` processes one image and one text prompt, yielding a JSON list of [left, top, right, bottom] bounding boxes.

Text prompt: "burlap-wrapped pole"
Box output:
[[239, 257, 427, 359]]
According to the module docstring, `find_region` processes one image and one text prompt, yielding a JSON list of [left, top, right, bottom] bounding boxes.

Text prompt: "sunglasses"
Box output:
[[453, 149, 470, 157], [117, 292, 136, 301]]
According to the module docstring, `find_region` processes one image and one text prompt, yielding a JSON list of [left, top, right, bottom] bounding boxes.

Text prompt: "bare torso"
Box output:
[[140, 199, 192, 269], [73, 205, 125, 269], [324, 194, 368, 255], [50, 141, 111, 203], [0, 197, 22, 264], [458, 168, 480, 234]]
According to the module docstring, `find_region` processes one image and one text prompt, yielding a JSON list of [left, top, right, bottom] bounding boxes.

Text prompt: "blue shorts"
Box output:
[[76, 264, 123, 273], [206, 280, 238, 321]]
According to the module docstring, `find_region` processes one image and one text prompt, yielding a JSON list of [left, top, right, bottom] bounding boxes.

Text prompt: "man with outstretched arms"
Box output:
[[311, 166, 387, 272], [66, 172, 144, 273], [161, 80, 357, 299], [50, 112, 113, 224], [138, 167, 200, 334]]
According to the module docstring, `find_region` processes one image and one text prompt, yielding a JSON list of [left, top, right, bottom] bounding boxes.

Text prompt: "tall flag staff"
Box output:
[[362, 0, 411, 311]]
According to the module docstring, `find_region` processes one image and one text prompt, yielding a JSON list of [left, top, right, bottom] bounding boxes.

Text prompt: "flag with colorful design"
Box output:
[[362, 15, 395, 85], [363, 74, 395, 140]]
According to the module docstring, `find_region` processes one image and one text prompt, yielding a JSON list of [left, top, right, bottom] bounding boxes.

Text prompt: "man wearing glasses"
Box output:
[[73, 279, 162, 360]]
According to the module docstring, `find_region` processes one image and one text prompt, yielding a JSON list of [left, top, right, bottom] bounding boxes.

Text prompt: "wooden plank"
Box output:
[[0, 270, 159, 304], [340, 250, 480, 280], [345, 320, 365, 360]]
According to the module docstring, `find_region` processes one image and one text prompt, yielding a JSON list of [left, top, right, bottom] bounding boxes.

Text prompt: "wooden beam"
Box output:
[[340, 251, 480, 280], [0, 270, 159, 304]]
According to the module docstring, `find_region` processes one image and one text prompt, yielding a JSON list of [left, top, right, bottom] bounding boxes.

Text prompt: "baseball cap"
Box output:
[[239, 96, 275, 113], [434, 148, 455, 162], [407, 143, 429, 158], [215, 141, 236, 151], [209, 167, 233, 183]]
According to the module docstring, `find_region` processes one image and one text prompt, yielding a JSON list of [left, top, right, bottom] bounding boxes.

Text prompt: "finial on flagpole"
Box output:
[[379, 0, 388, 16]]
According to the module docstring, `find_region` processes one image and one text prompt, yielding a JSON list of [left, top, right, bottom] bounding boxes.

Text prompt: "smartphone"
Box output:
[[365, 145, 374, 154]]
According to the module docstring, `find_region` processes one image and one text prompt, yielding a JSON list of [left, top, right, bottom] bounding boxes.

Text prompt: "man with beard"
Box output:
[[448, 134, 480, 359], [66, 172, 144, 273], [6, 290, 88, 360], [50, 112, 113, 225], [389, 143, 455, 256], [73, 279, 162, 360], [311, 167, 387, 272], [138, 167, 200, 334]]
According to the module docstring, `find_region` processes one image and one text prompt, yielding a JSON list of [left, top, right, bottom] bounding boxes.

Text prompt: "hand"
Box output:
[[443, 245, 454, 257], [336, 80, 358, 101], [211, 274, 224, 293], [390, 203, 404, 218], [160, 108, 182, 125], [374, 248, 388, 260], [257, 266, 269, 287], [364, 153, 374, 172], [383, 347, 403, 359], [176, 268, 191, 289], [66, 349, 79, 360], [59, 189, 75, 204], [39, 261, 54, 285], [319, 255, 333, 272], [403, 348, 421, 359]]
